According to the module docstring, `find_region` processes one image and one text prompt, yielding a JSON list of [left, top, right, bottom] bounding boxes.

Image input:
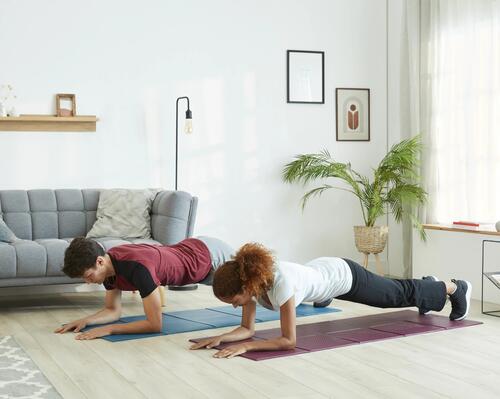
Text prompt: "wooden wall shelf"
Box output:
[[0, 115, 98, 132]]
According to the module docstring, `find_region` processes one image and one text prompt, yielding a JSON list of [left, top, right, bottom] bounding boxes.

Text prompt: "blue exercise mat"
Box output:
[[205, 305, 283, 322], [166, 308, 243, 328], [296, 304, 341, 316], [84, 304, 340, 342], [103, 314, 215, 342], [208, 304, 340, 321]]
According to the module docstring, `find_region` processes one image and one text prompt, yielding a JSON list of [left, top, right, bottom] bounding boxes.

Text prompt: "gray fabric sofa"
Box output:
[[0, 189, 198, 288]]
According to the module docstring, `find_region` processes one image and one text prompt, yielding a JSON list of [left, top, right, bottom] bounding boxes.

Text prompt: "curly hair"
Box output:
[[63, 237, 104, 278], [212, 242, 275, 298]]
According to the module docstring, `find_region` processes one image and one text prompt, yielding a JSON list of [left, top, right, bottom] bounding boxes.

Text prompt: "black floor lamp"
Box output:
[[174, 96, 193, 190], [168, 96, 198, 291]]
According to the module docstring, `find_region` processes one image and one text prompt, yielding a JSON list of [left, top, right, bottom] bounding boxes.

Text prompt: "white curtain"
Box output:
[[420, 0, 500, 224], [396, 0, 419, 278]]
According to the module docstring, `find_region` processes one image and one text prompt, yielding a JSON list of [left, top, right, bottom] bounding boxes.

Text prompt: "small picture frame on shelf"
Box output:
[[56, 93, 76, 117], [336, 88, 370, 141], [287, 50, 324, 104]]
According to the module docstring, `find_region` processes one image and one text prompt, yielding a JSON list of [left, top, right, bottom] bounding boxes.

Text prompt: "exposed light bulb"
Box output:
[[184, 118, 193, 134], [184, 108, 193, 134]]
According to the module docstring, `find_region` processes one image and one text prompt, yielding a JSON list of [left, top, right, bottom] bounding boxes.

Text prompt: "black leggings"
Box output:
[[337, 258, 447, 311]]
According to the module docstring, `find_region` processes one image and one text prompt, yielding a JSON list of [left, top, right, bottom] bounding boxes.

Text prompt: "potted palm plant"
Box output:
[[282, 136, 427, 262]]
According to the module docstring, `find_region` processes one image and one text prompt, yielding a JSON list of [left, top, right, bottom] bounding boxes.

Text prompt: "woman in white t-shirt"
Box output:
[[190, 243, 471, 358]]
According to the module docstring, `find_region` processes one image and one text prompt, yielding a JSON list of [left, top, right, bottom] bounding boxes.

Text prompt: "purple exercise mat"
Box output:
[[295, 334, 358, 351], [329, 328, 400, 342], [370, 321, 445, 336], [395, 312, 481, 329], [190, 310, 482, 361], [190, 336, 263, 350], [241, 348, 309, 361]]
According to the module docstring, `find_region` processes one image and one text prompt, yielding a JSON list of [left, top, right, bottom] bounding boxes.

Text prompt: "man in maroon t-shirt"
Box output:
[[54, 236, 233, 339]]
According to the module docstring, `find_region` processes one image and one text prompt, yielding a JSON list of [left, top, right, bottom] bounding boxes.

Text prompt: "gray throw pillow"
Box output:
[[86, 189, 161, 239], [0, 217, 18, 243]]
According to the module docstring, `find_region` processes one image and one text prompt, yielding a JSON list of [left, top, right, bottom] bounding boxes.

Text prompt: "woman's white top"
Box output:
[[257, 257, 353, 310]]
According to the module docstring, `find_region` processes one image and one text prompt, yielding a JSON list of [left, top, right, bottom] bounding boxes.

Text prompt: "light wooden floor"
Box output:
[[1, 284, 500, 399]]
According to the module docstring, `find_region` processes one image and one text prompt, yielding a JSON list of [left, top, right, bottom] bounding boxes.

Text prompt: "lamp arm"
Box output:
[[175, 96, 190, 191]]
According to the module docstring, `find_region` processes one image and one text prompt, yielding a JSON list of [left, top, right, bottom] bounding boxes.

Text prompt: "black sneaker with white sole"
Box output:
[[418, 275, 439, 315], [449, 279, 472, 321], [313, 298, 334, 308]]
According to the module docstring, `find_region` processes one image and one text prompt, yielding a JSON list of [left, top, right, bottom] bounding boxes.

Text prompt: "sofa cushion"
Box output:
[[87, 189, 160, 239], [35, 239, 69, 276], [0, 190, 30, 213], [32, 212, 59, 239], [56, 189, 85, 211], [0, 240, 55, 279], [29, 190, 59, 239], [151, 191, 196, 244], [11, 240, 47, 277], [0, 243, 16, 278], [29, 190, 58, 212], [91, 237, 157, 250], [92, 237, 161, 250], [3, 213, 32, 240], [0, 217, 17, 243], [59, 211, 86, 238], [82, 190, 100, 233], [0, 191, 32, 239], [55, 190, 87, 238]]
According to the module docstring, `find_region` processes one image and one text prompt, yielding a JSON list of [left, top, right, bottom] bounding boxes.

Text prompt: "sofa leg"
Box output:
[[159, 286, 166, 307], [167, 284, 198, 291]]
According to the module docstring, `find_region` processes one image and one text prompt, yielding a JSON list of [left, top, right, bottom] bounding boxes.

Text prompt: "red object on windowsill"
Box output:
[[452, 221, 480, 227]]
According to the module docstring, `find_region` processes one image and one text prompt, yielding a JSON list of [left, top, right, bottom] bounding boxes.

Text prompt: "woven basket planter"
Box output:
[[353, 225, 389, 254]]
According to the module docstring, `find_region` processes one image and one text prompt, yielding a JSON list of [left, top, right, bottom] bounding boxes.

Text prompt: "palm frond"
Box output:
[[407, 212, 427, 242], [376, 136, 422, 184], [300, 184, 354, 210], [282, 150, 364, 199], [282, 136, 427, 240]]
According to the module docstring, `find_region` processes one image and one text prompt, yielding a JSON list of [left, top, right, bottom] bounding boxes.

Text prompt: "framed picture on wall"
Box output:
[[287, 50, 324, 104], [336, 88, 370, 141]]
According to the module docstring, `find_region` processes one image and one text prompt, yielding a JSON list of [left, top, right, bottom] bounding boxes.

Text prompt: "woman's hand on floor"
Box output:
[[190, 336, 222, 350], [75, 326, 112, 340], [213, 343, 247, 359]]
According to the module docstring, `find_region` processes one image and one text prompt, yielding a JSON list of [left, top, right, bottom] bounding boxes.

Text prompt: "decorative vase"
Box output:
[[0, 102, 6, 117], [353, 225, 389, 254], [496, 221, 500, 232]]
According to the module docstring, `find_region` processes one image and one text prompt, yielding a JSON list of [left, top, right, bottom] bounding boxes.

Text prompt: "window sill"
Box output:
[[423, 223, 500, 236]]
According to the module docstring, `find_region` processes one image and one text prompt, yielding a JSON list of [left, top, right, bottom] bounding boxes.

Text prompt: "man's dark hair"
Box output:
[[63, 237, 105, 278]]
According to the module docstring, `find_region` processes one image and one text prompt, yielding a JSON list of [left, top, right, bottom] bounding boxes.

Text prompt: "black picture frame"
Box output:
[[335, 88, 370, 142], [287, 50, 325, 104]]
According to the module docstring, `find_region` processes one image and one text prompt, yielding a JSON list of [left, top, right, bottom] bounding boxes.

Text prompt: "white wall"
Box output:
[[0, 0, 392, 266], [413, 230, 500, 305]]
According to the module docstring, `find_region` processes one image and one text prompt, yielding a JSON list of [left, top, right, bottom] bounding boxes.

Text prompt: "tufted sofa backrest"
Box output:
[[0, 189, 100, 240]]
